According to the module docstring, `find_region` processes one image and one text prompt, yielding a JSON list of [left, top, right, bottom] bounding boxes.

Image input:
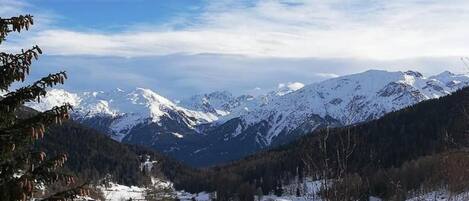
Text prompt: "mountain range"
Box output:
[[27, 69, 469, 166]]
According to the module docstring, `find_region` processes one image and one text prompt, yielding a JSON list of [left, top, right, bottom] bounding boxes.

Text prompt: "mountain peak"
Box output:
[[434, 70, 455, 77], [358, 69, 423, 78], [26, 88, 81, 112], [361, 69, 394, 75], [133, 87, 175, 107], [404, 70, 423, 78]]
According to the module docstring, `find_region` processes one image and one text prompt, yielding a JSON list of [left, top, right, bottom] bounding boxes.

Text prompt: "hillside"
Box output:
[[37, 120, 204, 190], [182, 87, 469, 200]]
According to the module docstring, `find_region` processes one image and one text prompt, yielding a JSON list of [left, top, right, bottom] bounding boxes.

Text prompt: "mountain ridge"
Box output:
[[26, 69, 469, 166]]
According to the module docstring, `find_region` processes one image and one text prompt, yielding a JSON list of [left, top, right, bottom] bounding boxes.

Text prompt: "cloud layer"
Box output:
[[2, 1, 469, 99], [3, 0, 469, 59], [19, 54, 463, 99]]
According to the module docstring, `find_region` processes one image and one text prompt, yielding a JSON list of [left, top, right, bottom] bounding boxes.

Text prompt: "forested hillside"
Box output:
[[174, 87, 469, 200], [37, 121, 205, 189]]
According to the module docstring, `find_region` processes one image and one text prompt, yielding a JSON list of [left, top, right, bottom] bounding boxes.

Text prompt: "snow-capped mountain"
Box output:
[[211, 70, 469, 146], [179, 90, 247, 117], [179, 82, 305, 122], [26, 70, 469, 166], [182, 70, 469, 166], [27, 88, 218, 141]]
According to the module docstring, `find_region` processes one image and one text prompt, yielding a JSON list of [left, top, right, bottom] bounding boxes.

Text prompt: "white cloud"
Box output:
[[0, 0, 28, 16], [277, 82, 304, 91], [315, 73, 339, 78], [4, 0, 469, 60], [15, 54, 465, 99], [4, 1, 469, 99]]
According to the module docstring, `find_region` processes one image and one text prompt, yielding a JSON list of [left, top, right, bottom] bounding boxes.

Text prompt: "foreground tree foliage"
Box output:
[[0, 15, 87, 200]]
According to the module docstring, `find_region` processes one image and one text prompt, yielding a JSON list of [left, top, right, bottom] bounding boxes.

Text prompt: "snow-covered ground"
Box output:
[[258, 178, 469, 201], [259, 190, 469, 201], [97, 178, 468, 201], [177, 191, 212, 201], [98, 180, 213, 201], [260, 195, 321, 201], [99, 183, 146, 200], [406, 190, 469, 201]]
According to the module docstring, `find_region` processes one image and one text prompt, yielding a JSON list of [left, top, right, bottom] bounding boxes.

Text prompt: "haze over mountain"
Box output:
[[27, 69, 469, 166]]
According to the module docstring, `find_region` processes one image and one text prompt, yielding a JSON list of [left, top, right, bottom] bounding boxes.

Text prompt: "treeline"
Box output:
[[37, 121, 146, 186], [37, 121, 204, 188], [170, 88, 469, 200]]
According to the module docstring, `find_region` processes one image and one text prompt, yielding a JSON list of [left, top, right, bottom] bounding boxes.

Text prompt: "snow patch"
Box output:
[[172, 132, 184, 138]]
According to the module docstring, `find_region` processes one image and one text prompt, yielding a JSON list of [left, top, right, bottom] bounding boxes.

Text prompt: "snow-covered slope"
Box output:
[[179, 91, 235, 116], [98, 180, 213, 201], [217, 70, 469, 147], [179, 82, 305, 122], [27, 88, 218, 141]]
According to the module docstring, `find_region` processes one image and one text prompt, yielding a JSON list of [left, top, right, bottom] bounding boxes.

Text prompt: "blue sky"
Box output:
[[31, 0, 206, 31], [2, 0, 469, 99]]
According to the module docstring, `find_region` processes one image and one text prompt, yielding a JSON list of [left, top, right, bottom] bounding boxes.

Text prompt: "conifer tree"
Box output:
[[0, 15, 87, 200]]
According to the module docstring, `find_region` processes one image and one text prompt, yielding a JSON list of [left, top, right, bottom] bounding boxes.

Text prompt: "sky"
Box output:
[[2, 0, 469, 99]]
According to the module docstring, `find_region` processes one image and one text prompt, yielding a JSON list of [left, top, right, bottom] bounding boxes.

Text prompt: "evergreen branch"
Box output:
[[40, 182, 89, 201], [0, 14, 81, 201], [0, 152, 70, 188], [0, 46, 42, 91], [0, 104, 72, 139], [0, 15, 34, 43], [0, 105, 71, 184], [30, 154, 70, 181], [0, 72, 68, 115], [14, 104, 71, 130]]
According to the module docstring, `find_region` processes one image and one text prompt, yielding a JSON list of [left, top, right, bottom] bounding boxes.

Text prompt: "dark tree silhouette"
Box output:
[[0, 15, 87, 200]]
